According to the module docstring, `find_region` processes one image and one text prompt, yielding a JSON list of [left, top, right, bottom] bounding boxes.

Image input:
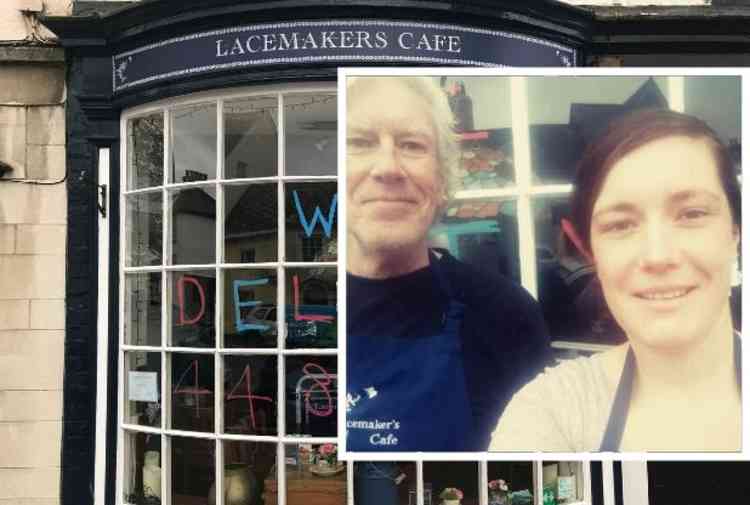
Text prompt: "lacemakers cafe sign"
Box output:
[[112, 20, 576, 92]]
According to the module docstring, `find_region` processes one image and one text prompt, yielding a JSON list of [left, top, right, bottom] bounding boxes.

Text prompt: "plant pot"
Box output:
[[443, 500, 461, 505], [207, 464, 256, 505]]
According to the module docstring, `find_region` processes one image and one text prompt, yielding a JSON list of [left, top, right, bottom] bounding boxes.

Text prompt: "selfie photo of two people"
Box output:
[[344, 71, 743, 455]]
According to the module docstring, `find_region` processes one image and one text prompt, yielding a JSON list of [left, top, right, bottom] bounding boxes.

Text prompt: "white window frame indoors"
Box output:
[[116, 82, 340, 505]]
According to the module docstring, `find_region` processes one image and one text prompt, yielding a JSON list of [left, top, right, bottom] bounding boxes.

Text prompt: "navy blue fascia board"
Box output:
[[42, 0, 593, 51]]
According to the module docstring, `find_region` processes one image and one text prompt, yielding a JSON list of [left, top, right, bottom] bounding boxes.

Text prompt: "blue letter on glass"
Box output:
[[233, 278, 270, 333]]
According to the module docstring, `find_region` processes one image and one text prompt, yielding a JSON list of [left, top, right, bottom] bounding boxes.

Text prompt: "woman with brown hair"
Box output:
[[489, 108, 741, 452]]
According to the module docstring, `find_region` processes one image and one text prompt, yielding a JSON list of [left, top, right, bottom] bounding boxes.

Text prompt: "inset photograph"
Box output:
[[343, 71, 742, 453]]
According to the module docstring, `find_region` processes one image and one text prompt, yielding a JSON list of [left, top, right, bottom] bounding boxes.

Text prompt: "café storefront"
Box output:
[[40, 1, 744, 505]]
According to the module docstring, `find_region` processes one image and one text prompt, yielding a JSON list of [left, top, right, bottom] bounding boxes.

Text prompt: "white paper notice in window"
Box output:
[[128, 371, 159, 402]]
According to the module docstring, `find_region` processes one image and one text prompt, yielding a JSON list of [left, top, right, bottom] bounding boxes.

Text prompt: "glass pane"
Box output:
[[222, 269, 278, 349], [532, 197, 625, 346], [542, 462, 585, 505], [430, 198, 521, 283], [284, 93, 337, 176], [169, 186, 216, 265], [648, 462, 750, 503], [527, 76, 669, 184], [225, 183, 278, 263], [354, 462, 417, 505], [123, 431, 162, 504], [169, 270, 216, 348], [223, 441, 278, 505], [285, 356, 337, 437], [280, 443, 346, 505], [285, 182, 338, 262], [171, 353, 215, 432], [284, 267, 337, 349], [128, 113, 163, 190], [172, 436, 215, 505], [171, 103, 217, 183], [124, 273, 161, 347], [124, 351, 161, 427], [225, 97, 278, 179], [224, 355, 278, 435], [443, 77, 515, 190], [487, 462, 533, 505], [125, 192, 163, 267], [685, 76, 741, 174], [423, 461, 479, 505]]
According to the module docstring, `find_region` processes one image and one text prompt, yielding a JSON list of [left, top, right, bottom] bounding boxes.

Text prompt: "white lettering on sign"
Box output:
[[216, 30, 458, 58]]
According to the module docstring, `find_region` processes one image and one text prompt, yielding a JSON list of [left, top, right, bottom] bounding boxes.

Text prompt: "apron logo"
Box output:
[[346, 386, 378, 412]]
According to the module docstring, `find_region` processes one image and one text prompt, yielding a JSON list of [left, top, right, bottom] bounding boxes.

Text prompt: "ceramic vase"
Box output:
[[207, 464, 256, 505], [142, 451, 161, 499]]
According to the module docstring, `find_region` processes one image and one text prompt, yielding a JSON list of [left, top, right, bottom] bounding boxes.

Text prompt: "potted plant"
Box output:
[[488, 479, 511, 505], [316, 443, 338, 468], [439, 487, 464, 505]]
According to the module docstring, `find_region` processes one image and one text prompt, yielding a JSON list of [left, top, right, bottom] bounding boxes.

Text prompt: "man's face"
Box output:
[[346, 79, 444, 261]]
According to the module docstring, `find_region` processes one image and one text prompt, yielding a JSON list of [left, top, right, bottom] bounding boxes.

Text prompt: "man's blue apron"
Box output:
[[346, 254, 475, 451]]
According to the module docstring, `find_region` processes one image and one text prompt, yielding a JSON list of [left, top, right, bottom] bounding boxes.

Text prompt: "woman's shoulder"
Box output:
[[489, 348, 626, 452]]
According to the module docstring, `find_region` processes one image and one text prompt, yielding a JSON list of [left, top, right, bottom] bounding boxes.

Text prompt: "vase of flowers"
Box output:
[[489, 479, 511, 505], [316, 443, 338, 469], [440, 487, 463, 505]]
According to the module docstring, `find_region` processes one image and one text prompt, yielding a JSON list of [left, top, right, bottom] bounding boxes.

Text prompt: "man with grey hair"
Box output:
[[345, 76, 550, 451]]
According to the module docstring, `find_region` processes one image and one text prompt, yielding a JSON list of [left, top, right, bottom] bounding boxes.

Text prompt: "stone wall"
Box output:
[[0, 3, 68, 499]]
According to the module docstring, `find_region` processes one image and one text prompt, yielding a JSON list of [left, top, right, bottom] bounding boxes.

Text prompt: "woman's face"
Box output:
[[590, 135, 738, 352]]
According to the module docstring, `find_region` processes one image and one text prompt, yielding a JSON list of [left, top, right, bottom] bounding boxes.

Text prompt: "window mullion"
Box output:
[[479, 460, 488, 505], [416, 460, 424, 505], [510, 75, 538, 299], [668, 76, 685, 112]]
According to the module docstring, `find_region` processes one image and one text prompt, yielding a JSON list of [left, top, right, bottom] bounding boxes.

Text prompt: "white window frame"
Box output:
[[116, 82, 340, 505]]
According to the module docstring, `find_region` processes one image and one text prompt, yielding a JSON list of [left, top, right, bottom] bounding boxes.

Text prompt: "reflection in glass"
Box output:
[[486, 462, 534, 505], [172, 436, 215, 505], [169, 270, 216, 348], [527, 76, 670, 184], [128, 113, 163, 190], [223, 441, 278, 505], [171, 353, 215, 432], [542, 462, 584, 505], [284, 267, 337, 349], [224, 355, 278, 436], [225, 97, 278, 179], [423, 461, 479, 505], [285, 182, 337, 262], [123, 431, 162, 504], [222, 269, 278, 349], [124, 273, 161, 347], [284, 94, 336, 176], [125, 192, 162, 267], [285, 356, 337, 437], [225, 183, 278, 263], [124, 351, 161, 428], [169, 186, 216, 265], [430, 199, 520, 282], [280, 443, 346, 505], [354, 462, 417, 505], [532, 197, 625, 346], [171, 103, 217, 182]]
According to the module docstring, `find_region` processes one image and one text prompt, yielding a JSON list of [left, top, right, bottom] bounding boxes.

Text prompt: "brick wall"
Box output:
[[0, 38, 67, 505]]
